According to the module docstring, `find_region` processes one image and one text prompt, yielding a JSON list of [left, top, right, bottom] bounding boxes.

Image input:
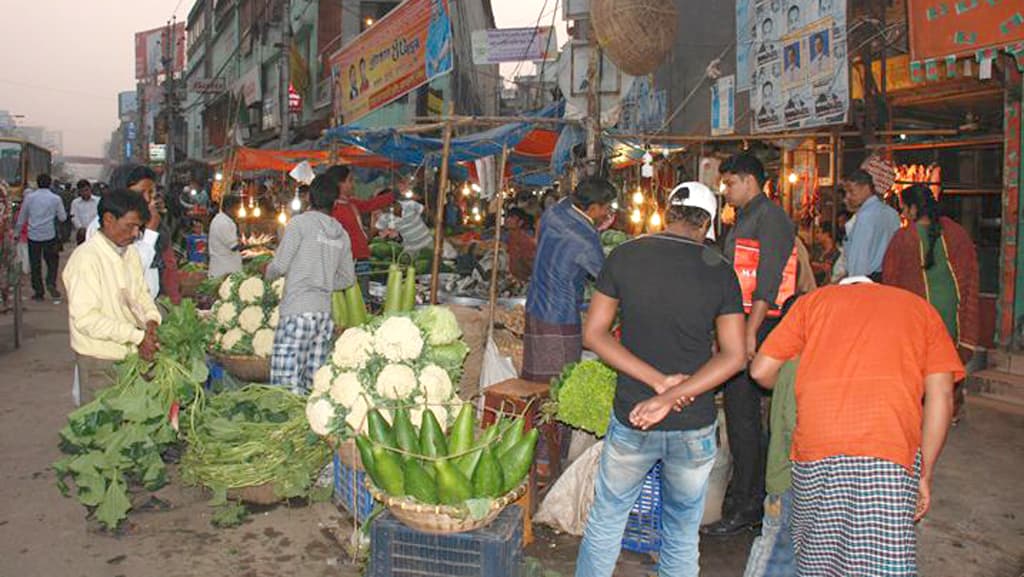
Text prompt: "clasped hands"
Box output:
[[628, 373, 695, 431]]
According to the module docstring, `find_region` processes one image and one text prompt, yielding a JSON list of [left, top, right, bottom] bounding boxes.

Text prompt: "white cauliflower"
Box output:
[[376, 364, 418, 400], [216, 301, 238, 326], [373, 316, 424, 363], [238, 305, 266, 334], [251, 328, 275, 358], [345, 394, 370, 433], [238, 276, 265, 303], [306, 396, 336, 436], [312, 366, 333, 396], [419, 364, 454, 403], [268, 308, 280, 328], [329, 372, 362, 408], [272, 278, 285, 299], [331, 327, 374, 369], [218, 277, 235, 301], [220, 327, 244, 352]]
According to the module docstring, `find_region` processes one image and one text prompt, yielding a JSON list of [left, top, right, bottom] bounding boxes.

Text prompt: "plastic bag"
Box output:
[[534, 440, 604, 535], [479, 336, 517, 391]]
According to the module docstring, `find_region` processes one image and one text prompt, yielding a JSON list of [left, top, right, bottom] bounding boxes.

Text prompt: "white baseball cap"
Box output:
[[667, 182, 718, 240]]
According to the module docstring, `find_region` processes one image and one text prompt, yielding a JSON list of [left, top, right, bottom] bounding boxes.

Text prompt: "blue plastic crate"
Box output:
[[368, 505, 524, 577], [333, 452, 376, 521], [622, 462, 662, 554]]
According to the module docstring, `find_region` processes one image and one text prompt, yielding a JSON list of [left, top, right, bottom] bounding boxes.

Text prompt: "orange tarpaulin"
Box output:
[[908, 0, 1024, 60], [230, 146, 398, 172]]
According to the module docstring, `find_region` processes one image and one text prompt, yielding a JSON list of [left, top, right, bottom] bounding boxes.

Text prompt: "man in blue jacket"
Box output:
[[522, 177, 616, 384]]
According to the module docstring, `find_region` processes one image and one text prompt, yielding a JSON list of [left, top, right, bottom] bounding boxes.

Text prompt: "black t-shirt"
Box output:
[[595, 234, 744, 431]]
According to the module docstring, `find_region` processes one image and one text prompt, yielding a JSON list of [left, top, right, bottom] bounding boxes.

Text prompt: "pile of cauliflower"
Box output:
[[208, 273, 285, 358], [305, 306, 470, 439]]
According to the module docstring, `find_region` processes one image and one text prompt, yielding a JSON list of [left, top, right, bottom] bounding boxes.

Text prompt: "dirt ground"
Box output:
[[1, 288, 1022, 577]]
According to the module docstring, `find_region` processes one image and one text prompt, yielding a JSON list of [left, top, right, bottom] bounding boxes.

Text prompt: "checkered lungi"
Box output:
[[520, 314, 582, 384], [270, 312, 335, 395], [791, 454, 920, 577]]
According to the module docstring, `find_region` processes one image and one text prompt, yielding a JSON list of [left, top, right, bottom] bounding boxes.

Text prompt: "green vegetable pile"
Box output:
[[180, 385, 331, 502], [548, 360, 618, 437], [600, 230, 630, 256], [358, 404, 537, 510], [53, 299, 213, 530]]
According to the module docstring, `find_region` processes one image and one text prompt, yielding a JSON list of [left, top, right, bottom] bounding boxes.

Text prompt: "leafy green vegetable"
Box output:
[[54, 299, 211, 530], [549, 360, 617, 437], [243, 254, 273, 275], [210, 502, 250, 528], [180, 385, 330, 503]]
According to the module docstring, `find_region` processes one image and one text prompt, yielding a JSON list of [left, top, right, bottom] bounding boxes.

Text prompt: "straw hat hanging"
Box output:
[[591, 0, 678, 77]]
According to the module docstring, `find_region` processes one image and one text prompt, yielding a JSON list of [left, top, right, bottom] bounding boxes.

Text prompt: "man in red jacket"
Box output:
[[324, 166, 396, 296]]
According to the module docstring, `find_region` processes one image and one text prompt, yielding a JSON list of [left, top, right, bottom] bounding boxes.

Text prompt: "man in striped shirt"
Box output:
[[376, 199, 433, 254]]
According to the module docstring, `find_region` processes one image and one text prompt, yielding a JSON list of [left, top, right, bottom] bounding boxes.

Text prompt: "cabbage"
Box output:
[[423, 341, 469, 383], [414, 306, 462, 346]]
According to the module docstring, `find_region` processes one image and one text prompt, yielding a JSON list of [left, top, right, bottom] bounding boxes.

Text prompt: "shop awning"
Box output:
[[230, 146, 398, 172]]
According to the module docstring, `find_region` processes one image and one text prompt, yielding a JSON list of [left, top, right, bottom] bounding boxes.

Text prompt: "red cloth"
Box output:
[[331, 192, 396, 259], [160, 245, 182, 305], [882, 217, 980, 349], [506, 229, 536, 282]]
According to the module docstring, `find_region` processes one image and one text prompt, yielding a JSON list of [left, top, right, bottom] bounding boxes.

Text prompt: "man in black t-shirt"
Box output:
[[575, 182, 748, 577]]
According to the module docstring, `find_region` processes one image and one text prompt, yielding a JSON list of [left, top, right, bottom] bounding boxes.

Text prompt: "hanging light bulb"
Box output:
[[630, 208, 643, 224], [462, 184, 471, 196], [214, 172, 223, 182], [473, 212, 482, 222], [237, 205, 247, 219], [471, 205, 480, 215], [403, 189, 414, 199], [277, 210, 288, 225], [252, 205, 262, 218], [611, 201, 620, 211], [632, 189, 644, 205], [788, 172, 799, 184], [649, 211, 662, 228], [290, 195, 301, 211]]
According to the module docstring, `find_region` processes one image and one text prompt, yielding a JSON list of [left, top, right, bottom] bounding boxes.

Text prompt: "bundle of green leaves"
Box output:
[[209, 273, 284, 358], [53, 299, 213, 530], [305, 306, 470, 442], [549, 360, 618, 437]]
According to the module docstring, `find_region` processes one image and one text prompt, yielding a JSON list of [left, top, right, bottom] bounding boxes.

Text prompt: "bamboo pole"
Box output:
[[486, 146, 510, 344], [429, 102, 456, 305], [610, 128, 960, 143]]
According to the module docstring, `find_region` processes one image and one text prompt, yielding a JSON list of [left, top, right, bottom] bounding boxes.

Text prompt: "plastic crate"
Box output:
[[622, 462, 662, 554], [368, 505, 524, 577], [333, 452, 375, 521]]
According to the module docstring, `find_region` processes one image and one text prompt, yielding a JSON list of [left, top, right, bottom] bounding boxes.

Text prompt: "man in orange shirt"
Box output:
[[750, 277, 963, 576]]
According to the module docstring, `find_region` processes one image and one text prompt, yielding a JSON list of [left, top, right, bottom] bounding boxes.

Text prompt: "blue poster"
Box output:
[[737, 0, 754, 92]]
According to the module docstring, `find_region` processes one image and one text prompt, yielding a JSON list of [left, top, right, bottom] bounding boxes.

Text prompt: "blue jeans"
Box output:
[[576, 415, 717, 577], [742, 491, 796, 577]]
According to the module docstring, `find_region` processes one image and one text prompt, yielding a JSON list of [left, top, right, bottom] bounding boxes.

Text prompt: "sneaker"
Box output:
[[48, 288, 61, 300]]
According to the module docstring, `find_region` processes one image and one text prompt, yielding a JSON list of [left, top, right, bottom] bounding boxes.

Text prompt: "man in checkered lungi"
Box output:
[[267, 175, 356, 394], [750, 277, 963, 576]]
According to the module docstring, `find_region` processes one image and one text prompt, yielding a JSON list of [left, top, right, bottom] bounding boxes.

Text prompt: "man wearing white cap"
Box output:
[[575, 182, 748, 577]]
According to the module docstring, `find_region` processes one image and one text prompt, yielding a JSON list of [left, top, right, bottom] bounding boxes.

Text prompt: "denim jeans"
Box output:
[[576, 415, 717, 577], [742, 490, 796, 577]]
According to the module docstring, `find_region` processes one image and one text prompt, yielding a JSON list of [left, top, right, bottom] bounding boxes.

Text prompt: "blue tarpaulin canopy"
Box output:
[[321, 102, 566, 170]]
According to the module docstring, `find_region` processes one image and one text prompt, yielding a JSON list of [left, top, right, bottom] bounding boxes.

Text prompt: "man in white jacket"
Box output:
[[87, 164, 161, 301]]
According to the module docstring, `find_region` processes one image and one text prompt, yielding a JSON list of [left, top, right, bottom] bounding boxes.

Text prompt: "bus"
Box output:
[[0, 137, 53, 200]]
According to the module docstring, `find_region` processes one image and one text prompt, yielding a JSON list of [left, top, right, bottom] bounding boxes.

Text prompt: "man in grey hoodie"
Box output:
[[266, 174, 356, 393]]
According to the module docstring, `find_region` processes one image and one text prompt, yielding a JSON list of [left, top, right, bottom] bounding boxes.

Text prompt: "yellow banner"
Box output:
[[330, 0, 453, 124]]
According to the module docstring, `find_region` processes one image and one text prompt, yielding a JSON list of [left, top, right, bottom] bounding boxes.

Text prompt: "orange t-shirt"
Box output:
[[759, 282, 964, 471]]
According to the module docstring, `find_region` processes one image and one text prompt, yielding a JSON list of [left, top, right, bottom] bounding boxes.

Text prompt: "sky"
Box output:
[[0, 0, 566, 161]]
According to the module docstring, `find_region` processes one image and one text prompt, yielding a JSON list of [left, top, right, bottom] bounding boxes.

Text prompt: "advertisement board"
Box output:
[[908, 0, 1024, 61], [118, 91, 138, 120], [330, 0, 453, 124], [744, 0, 850, 133], [471, 27, 557, 64], [135, 23, 186, 80]]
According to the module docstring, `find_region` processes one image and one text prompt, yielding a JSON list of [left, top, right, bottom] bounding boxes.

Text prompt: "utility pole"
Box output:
[[584, 23, 602, 176], [279, 0, 292, 149], [163, 17, 178, 189]]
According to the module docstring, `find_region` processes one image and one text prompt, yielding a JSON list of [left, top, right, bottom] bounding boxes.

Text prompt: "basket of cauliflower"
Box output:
[[305, 306, 470, 469], [207, 273, 285, 382]]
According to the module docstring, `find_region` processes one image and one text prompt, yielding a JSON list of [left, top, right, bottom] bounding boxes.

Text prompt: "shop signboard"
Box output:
[[907, 0, 1024, 61], [742, 0, 850, 133], [329, 0, 453, 124], [471, 27, 557, 64]]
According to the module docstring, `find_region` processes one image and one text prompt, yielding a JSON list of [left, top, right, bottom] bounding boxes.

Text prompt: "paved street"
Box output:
[[0, 292, 1022, 577]]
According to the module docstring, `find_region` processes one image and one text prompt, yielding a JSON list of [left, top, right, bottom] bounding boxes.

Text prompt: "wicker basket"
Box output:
[[179, 271, 206, 299], [591, 0, 678, 76], [366, 480, 528, 535], [210, 351, 271, 383], [229, 482, 281, 505]]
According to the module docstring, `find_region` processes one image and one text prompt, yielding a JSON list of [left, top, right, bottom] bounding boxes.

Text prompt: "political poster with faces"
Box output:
[[743, 0, 849, 133]]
